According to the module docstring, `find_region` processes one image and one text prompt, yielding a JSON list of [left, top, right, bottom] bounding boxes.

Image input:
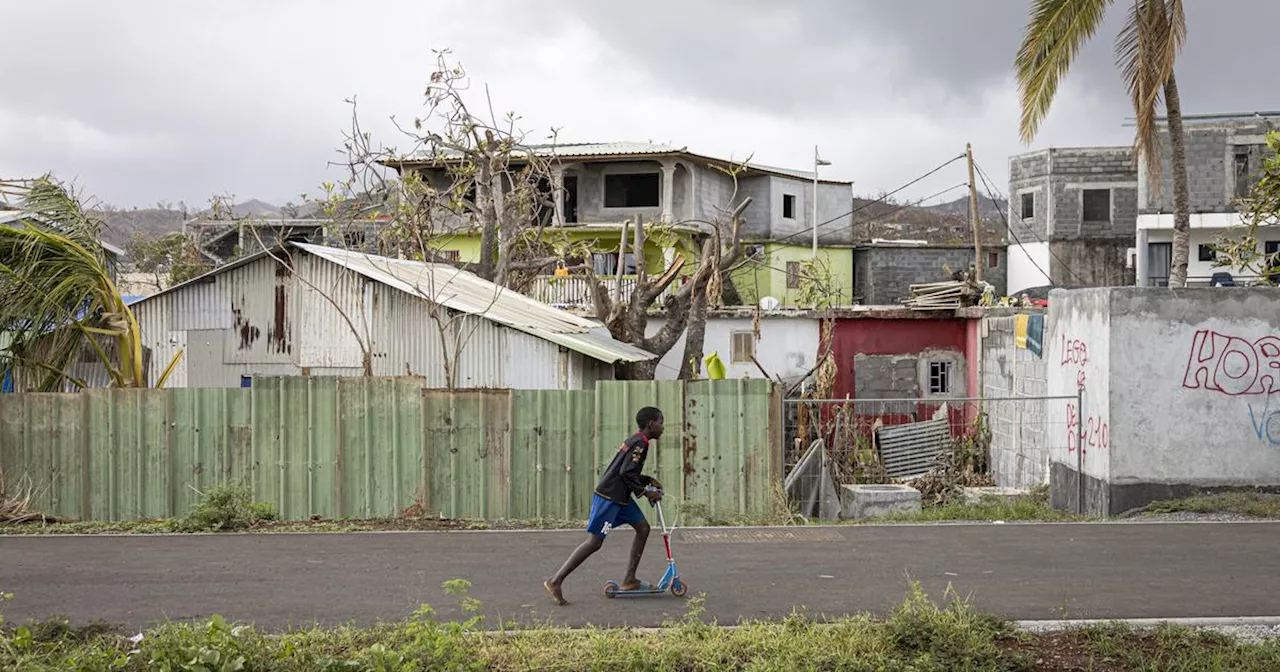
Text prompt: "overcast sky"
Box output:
[[2, 0, 1275, 210]]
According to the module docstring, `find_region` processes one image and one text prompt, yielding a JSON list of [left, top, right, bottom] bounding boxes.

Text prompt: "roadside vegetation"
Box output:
[[865, 488, 1086, 524], [3, 581, 1278, 671], [1140, 492, 1280, 519]]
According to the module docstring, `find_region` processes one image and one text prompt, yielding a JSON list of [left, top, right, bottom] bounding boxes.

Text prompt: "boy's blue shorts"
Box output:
[[586, 493, 646, 537]]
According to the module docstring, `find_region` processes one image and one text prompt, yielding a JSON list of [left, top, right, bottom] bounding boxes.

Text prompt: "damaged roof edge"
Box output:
[[130, 242, 657, 365]]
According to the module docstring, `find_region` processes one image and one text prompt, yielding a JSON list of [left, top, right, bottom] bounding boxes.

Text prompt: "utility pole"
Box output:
[[812, 146, 831, 259], [966, 143, 983, 283]]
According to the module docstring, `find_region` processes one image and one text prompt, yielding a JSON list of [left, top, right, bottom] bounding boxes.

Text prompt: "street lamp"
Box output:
[[813, 145, 831, 258]]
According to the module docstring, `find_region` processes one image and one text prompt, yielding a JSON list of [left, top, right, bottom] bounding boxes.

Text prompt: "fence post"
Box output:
[[1076, 384, 1085, 515]]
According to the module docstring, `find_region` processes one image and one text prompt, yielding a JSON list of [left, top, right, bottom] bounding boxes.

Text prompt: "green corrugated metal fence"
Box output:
[[0, 377, 780, 522]]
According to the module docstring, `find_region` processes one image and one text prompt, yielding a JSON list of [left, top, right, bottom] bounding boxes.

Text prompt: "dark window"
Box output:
[[1082, 189, 1111, 222], [730, 331, 755, 364], [988, 251, 999, 268], [1198, 244, 1217, 263], [1020, 192, 1034, 219], [927, 361, 952, 395], [563, 175, 579, 223], [1235, 148, 1252, 199], [785, 261, 801, 289], [783, 194, 797, 219], [604, 173, 660, 208]]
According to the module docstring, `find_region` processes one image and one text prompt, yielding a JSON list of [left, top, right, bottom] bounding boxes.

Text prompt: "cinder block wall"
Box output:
[[981, 314, 1050, 489]]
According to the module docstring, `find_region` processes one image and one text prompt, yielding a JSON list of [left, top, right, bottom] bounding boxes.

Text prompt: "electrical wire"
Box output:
[[973, 160, 1085, 286], [769, 153, 967, 245]]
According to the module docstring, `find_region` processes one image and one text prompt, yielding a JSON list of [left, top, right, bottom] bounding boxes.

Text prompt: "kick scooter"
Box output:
[[604, 486, 687, 598]]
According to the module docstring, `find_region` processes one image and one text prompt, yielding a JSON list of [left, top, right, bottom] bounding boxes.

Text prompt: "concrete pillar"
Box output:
[[660, 162, 676, 223], [1135, 227, 1149, 287], [552, 166, 565, 227]]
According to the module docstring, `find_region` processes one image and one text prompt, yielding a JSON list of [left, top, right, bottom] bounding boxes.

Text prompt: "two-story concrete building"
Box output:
[[1006, 147, 1139, 295], [1135, 111, 1280, 286], [388, 141, 856, 308]]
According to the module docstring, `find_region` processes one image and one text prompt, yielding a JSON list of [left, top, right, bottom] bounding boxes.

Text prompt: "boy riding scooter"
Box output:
[[544, 407, 664, 606]]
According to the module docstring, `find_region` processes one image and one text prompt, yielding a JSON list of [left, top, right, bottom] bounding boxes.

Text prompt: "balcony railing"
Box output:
[[526, 275, 677, 309], [1147, 274, 1276, 287]]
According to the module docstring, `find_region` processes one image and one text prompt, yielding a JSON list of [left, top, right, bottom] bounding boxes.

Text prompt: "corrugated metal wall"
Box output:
[[0, 378, 780, 522], [125, 253, 605, 390]]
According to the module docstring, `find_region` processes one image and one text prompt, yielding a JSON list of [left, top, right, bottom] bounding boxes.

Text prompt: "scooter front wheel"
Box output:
[[604, 580, 620, 598], [671, 579, 687, 597]]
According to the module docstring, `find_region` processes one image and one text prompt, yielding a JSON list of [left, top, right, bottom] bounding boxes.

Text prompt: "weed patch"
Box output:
[[1145, 492, 1280, 519], [172, 480, 277, 533], [865, 491, 1085, 524]]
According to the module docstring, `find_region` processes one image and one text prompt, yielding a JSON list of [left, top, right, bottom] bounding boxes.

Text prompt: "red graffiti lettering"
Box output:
[[1065, 402, 1109, 454], [1182, 330, 1280, 396], [1059, 335, 1090, 390], [1060, 335, 1089, 367]]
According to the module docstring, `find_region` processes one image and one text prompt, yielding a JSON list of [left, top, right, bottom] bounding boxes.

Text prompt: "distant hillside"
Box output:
[[923, 194, 1008, 222], [850, 194, 1008, 246], [96, 208, 187, 248], [94, 199, 303, 248]]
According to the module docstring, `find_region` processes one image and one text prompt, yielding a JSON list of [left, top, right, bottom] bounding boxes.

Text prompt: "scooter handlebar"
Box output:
[[644, 485, 663, 507]]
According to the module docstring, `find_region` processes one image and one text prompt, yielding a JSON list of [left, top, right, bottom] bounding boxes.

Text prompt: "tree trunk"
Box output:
[[475, 161, 498, 282], [677, 281, 709, 379], [1164, 71, 1191, 288]]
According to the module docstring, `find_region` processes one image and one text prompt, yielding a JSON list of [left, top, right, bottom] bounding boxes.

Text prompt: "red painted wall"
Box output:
[[827, 318, 974, 400]]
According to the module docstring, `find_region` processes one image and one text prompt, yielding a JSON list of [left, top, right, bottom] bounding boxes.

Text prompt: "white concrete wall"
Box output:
[[1110, 289, 1280, 484], [1046, 288, 1111, 484], [648, 315, 819, 381], [1007, 242, 1052, 295]]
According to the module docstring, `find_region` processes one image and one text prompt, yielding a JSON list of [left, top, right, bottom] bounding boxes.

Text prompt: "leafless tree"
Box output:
[[316, 48, 757, 381]]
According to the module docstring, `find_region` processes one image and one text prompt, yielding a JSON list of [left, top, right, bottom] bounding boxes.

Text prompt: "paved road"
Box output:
[[4, 522, 1280, 631]]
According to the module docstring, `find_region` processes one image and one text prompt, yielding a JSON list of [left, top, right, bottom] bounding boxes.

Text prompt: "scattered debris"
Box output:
[[0, 466, 59, 525], [901, 279, 992, 310]]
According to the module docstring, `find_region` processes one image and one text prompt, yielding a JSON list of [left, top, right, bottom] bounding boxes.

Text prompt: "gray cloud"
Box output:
[[0, 0, 1274, 209]]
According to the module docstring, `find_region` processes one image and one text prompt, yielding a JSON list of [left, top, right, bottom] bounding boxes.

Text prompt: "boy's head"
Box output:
[[636, 406, 664, 440]]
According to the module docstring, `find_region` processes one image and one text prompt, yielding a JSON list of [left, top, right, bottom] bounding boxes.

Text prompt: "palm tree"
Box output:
[[0, 177, 180, 390], [1016, 0, 1190, 287]]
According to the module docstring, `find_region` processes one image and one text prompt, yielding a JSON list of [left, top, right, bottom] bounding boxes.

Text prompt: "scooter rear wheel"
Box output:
[[604, 580, 620, 598], [671, 579, 687, 597]]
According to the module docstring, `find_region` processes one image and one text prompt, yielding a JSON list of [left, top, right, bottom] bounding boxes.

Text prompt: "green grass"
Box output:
[[4, 583, 1279, 671], [860, 493, 1087, 524], [1146, 492, 1280, 518]]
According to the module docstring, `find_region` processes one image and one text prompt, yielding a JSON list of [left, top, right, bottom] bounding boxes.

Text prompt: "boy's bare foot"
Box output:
[[544, 578, 568, 606], [620, 579, 642, 591]]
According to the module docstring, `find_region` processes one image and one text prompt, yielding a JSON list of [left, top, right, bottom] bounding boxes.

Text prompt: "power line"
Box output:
[[972, 160, 1083, 285], [770, 154, 967, 245]]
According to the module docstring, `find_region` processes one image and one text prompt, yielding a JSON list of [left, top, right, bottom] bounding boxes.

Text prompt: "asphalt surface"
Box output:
[[4, 522, 1280, 631]]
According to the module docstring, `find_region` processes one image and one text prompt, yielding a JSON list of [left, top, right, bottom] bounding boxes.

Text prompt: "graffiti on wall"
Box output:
[[1182, 330, 1280, 445], [1059, 334, 1108, 453]]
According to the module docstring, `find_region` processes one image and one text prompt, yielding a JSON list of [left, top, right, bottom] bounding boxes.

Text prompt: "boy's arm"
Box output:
[[619, 445, 654, 497]]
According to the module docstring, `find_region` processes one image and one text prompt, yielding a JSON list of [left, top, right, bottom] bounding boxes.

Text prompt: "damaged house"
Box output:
[[123, 243, 654, 389]]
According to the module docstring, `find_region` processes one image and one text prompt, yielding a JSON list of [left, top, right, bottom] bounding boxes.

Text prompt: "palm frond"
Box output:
[[0, 178, 143, 390], [1015, 0, 1114, 143], [1114, 0, 1186, 190]]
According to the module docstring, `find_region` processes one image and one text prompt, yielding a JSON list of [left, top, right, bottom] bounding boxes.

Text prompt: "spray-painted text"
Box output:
[[1059, 335, 1089, 389], [1066, 402, 1109, 454], [1182, 330, 1280, 447]]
